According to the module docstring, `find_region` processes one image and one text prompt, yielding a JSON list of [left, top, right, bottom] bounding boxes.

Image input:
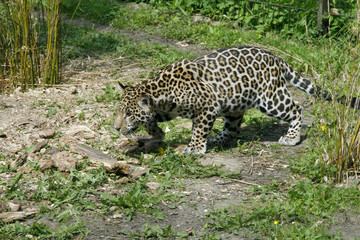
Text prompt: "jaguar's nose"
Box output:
[[114, 125, 121, 132]]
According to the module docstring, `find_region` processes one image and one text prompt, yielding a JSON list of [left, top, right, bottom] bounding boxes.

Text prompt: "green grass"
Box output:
[[62, 2, 359, 83], [110, 3, 358, 78], [62, 24, 198, 71], [205, 179, 360, 239], [0, 220, 87, 240], [126, 222, 190, 239], [62, 0, 120, 24]]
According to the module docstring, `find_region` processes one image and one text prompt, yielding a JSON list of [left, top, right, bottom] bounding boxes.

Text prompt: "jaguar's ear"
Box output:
[[118, 82, 127, 94], [138, 95, 151, 111]]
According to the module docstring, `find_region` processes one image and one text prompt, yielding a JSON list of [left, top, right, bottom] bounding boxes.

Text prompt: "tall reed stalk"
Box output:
[[331, 3, 360, 182], [331, 69, 360, 182], [0, 0, 62, 92]]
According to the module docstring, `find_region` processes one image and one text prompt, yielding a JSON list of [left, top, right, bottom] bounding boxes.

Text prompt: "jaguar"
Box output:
[[114, 46, 359, 154]]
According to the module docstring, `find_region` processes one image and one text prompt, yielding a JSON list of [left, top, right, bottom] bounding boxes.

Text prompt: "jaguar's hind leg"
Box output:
[[277, 104, 302, 145], [258, 95, 302, 146], [208, 112, 244, 146]]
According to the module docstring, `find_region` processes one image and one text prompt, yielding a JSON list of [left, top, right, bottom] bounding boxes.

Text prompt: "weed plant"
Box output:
[[0, 0, 62, 91]]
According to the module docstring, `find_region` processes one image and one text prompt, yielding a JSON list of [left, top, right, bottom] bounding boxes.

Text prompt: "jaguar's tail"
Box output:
[[282, 64, 360, 110]]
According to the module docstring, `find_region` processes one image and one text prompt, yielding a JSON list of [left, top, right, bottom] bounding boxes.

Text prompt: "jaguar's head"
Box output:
[[114, 82, 153, 136]]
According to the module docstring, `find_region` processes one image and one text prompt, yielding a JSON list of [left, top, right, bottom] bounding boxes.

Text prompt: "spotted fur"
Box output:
[[114, 46, 359, 154]]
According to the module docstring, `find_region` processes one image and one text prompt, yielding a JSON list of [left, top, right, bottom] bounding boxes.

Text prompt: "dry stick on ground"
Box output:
[[230, 178, 261, 187], [248, 156, 254, 175]]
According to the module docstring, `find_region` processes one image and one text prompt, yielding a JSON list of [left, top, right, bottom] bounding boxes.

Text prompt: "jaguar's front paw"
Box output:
[[182, 146, 206, 155], [278, 135, 300, 146]]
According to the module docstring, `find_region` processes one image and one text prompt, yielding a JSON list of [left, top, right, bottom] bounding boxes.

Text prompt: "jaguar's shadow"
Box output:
[[120, 122, 307, 156], [207, 122, 305, 151]]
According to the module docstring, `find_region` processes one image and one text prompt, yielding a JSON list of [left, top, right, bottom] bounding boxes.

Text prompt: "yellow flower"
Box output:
[[321, 125, 327, 131], [274, 220, 279, 225], [158, 147, 164, 154]]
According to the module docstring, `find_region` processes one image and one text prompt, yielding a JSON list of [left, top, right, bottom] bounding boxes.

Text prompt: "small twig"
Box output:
[[216, 181, 234, 185], [231, 178, 260, 187], [248, 156, 254, 175]]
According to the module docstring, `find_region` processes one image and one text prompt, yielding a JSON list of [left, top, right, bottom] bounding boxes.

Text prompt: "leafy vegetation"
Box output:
[[205, 179, 360, 239], [141, 0, 358, 40], [62, 0, 120, 24], [109, 1, 358, 80]]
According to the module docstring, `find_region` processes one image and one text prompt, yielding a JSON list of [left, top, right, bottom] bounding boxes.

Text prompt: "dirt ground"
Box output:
[[1, 16, 360, 240]]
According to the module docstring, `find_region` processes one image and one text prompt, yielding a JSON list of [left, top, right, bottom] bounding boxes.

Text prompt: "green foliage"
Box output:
[[143, 0, 356, 40], [110, 2, 357, 78], [0, 220, 87, 240], [78, 111, 85, 121], [62, 0, 120, 24], [62, 24, 195, 69], [0, 157, 17, 173], [5, 173, 24, 199], [292, 45, 360, 183], [100, 183, 160, 218], [205, 178, 360, 238], [33, 168, 107, 207], [62, 25, 124, 59], [145, 153, 224, 178], [46, 107, 57, 118], [95, 85, 121, 103], [128, 222, 190, 239]]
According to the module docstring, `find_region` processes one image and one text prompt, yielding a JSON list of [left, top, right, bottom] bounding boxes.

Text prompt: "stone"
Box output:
[[77, 144, 130, 174], [7, 201, 21, 212], [111, 213, 123, 219], [39, 158, 55, 170], [126, 158, 140, 165], [37, 129, 55, 139], [52, 151, 78, 172], [68, 86, 78, 94], [115, 177, 128, 184], [146, 182, 160, 193], [109, 206, 117, 212], [130, 167, 147, 179], [65, 125, 95, 140], [0, 210, 37, 223]]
